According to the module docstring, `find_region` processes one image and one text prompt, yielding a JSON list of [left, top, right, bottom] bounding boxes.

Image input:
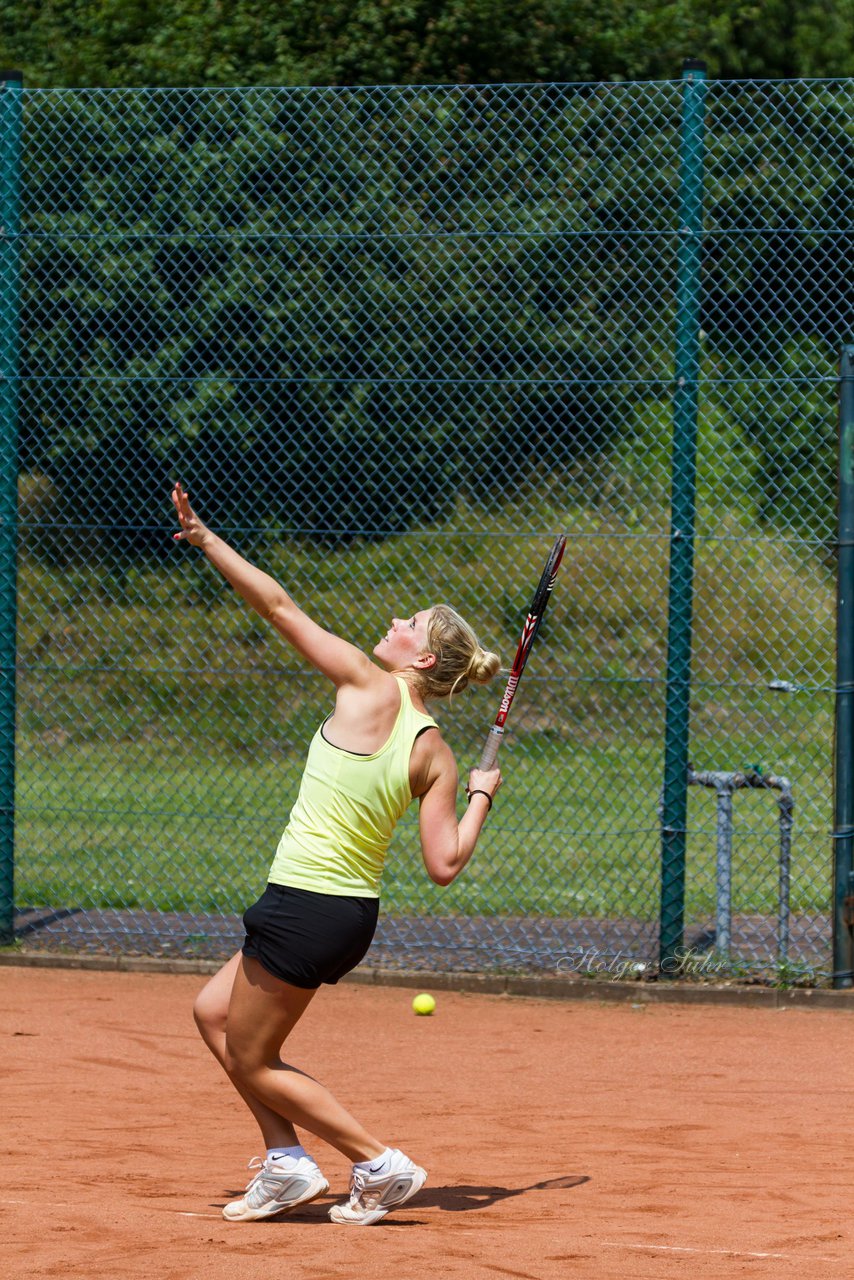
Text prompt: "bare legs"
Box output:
[[193, 951, 385, 1163], [194, 952, 298, 1149]]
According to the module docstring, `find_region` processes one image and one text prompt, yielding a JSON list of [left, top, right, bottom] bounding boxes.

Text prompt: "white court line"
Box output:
[[602, 1242, 838, 1263], [1, 1199, 222, 1220]]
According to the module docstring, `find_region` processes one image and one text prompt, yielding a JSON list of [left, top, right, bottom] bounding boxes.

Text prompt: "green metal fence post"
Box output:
[[833, 345, 854, 988], [0, 70, 22, 945], [659, 58, 707, 972]]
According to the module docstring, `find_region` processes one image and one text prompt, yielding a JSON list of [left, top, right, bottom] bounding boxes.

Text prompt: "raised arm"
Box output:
[[171, 483, 374, 687], [412, 735, 502, 886]]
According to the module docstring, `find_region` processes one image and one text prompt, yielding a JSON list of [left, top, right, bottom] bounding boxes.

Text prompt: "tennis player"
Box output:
[[172, 483, 502, 1226]]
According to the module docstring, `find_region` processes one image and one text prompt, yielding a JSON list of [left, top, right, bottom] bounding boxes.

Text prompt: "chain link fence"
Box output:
[[4, 75, 851, 981]]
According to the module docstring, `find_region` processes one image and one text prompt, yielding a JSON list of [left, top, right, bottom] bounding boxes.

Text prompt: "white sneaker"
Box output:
[[241, 1155, 264, 1192], [328, 1149, 427, 1226], [222, 1154, 329, 1222]]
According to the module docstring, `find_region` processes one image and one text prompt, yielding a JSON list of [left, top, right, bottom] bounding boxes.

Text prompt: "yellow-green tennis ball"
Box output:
[[412, 992, 436, 1016]]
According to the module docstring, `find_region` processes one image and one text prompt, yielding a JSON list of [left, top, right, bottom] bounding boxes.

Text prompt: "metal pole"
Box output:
[[777, 789, 793, 967], [832, 344, 854, 988], [659, 58, 707, 970], [0, 70, 21, 944], [714, 784, 733, 959]]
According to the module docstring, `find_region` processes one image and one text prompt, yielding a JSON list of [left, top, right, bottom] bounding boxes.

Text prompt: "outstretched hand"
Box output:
[[171, 482, 212, 548]]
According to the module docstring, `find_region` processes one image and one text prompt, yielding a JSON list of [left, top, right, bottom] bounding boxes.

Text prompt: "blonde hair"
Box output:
[[417, 604, 501, 701]]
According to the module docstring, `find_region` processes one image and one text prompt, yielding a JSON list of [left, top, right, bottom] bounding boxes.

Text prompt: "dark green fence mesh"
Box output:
[[6, 76, 851, 980]]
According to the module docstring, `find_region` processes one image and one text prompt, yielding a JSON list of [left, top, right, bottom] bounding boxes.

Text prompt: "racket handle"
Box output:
[[479, 728, 503, 772]]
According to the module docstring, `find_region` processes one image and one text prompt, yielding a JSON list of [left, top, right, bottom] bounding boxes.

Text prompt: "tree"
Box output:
[[1, 0, 852, 86]]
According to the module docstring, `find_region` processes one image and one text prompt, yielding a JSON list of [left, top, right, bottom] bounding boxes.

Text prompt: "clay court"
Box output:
[[3, 964, 852, 1280]]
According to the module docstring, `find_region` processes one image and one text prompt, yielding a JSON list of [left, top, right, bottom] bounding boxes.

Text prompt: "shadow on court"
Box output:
[[405, 1175, 590, 1213], [213, 1174, 590, 1223]]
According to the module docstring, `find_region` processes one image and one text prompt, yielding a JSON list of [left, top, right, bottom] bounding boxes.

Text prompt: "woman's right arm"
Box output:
[[171, 483, 375, 688], [415, 738, 502, 886]]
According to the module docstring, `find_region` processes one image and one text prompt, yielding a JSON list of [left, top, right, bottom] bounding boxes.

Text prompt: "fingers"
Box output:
[[171, 482, 192, 541], [467, 766, 502, 797], [174, 484, 195, 518], [170, 482, 210, 548]]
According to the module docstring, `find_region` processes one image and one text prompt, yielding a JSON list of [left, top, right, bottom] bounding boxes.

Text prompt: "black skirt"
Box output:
[[241, 882, 380, 989]]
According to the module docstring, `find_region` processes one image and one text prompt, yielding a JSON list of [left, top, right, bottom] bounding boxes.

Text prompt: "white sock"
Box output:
[[354, 1147, 394, 1173], [267, 1144, 308, 1163]]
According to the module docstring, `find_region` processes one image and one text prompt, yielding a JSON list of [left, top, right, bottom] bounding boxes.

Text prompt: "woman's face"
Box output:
[[373, 608, 434, 671]]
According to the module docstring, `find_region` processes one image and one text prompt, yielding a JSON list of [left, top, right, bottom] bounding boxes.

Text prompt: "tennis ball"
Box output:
[[412, 992, 436, 1016]]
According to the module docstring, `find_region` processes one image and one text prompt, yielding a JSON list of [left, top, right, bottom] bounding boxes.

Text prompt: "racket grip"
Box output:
[[478, 728, 502, 772]]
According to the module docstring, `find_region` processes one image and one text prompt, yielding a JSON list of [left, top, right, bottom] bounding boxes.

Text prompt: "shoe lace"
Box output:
[[245, 1156, 297, 1207], [348, 1166, 381, 1211]]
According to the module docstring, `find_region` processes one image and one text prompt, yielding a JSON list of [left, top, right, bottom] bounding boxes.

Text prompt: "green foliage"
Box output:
[[730, 342, 837, 536], [22, 85, 670, 559], [697, 0, 854, 79], [1, 0, 853, 87], [17, 80, 848, 562]]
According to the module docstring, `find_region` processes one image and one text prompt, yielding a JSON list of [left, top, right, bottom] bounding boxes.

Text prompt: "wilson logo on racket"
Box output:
[[497, 674, 520, 719]]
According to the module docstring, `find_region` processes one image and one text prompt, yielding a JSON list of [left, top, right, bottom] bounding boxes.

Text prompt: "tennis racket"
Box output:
[[479, 534, 566, 771]]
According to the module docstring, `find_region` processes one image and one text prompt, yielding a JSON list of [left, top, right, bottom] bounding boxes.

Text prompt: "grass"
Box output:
[[15, 483, 838, 931], [16, 699, 833, 922]]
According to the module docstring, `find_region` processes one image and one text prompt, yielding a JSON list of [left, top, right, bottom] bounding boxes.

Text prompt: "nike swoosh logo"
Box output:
[[368, 1164, 385, 1173]]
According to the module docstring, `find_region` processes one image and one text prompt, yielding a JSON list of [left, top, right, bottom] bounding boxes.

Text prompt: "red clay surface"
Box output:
[[2, 965, 852, 1279]]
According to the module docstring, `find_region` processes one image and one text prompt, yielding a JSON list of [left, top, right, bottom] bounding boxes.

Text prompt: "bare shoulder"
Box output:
[[409, 726, 457, 799], [330, 664, 405, 741], [335, 663, 401, 709]]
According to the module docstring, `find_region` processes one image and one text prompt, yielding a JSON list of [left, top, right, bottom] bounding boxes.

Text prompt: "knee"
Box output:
[[223, 1035, 262, 1083], [193, 986, 227, 1044]]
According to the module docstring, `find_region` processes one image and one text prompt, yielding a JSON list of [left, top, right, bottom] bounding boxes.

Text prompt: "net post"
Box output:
[[832, 344, 854, 988], [0, 69, 22, 945], [659, 57, 707, 972]]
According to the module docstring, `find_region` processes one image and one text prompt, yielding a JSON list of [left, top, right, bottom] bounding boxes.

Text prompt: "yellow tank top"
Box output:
[[267, 676, 438, 897]]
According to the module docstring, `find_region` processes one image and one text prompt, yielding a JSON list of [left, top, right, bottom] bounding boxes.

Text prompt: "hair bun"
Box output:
[[468, 648, 502, 685]]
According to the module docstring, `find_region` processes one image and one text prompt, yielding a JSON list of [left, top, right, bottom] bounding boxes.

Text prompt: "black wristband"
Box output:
[[466, 788, 493, 812]]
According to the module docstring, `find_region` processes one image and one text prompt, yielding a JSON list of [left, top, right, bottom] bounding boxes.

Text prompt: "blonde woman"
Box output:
[[172, 484, 502, 1227]]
